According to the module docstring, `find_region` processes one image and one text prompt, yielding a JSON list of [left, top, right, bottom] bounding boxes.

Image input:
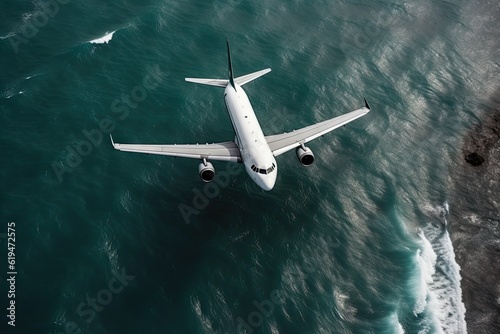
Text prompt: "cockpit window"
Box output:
[[251, 163, 276, 175]]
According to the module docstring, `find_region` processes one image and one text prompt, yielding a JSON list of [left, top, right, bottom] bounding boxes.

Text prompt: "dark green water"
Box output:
[[1, 0, 498, 333]]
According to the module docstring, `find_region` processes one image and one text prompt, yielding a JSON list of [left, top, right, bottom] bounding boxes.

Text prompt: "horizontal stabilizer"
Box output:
[[235, 68, 271, 86], [185, 78, 229, 87], [185, 68, 271, 88]]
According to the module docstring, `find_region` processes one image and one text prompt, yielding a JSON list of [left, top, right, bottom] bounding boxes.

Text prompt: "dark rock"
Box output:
[[465, 152, 485, 166], [451, 89, 500, 333]]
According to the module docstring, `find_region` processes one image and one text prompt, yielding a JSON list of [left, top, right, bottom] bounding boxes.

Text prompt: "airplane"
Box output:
[[110, 40, 371, 191]]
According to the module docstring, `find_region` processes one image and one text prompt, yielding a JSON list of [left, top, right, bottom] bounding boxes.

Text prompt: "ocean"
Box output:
[[1, 0, 499, 333]]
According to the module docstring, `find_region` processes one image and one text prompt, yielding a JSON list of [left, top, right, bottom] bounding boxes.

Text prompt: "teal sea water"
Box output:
[[1, 0, 499, 333]]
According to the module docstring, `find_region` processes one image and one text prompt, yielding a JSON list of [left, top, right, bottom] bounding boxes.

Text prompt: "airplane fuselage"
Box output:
[[223, 83, 277, 190]]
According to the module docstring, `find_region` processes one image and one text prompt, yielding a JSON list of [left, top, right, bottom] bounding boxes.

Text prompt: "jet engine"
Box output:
[[296, 145, 315, 166], [198, 160, 215, 182]]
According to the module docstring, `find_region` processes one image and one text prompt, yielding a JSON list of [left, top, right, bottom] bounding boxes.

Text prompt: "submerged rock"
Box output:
[[464, 152, 485, 166]]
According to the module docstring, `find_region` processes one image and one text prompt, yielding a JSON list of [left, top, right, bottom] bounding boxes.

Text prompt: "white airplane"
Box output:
[[111, 41, 371, 191]]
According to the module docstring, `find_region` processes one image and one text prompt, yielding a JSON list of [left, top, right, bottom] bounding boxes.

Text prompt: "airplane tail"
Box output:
[[227, 39, 236, 89], [185, 40, 271, 88]]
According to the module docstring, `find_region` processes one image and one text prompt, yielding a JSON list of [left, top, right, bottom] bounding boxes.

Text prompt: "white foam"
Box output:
[[333, 290, 356, 322], [89, 31, 116, 44], [414, 224, 467, 333], [413, 231, 437, 316], [101, 231, 119, 273], [422, 201, 449, 225], [389, 311, 405, 334], [191, 296, 214, 332], [120, 190, 132, 213], [0, 31, 16, 40], [397, 321, 405, 334]]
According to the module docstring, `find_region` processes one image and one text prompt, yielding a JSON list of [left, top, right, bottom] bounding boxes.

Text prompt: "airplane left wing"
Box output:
[[110, 136, 241, 163], [265, 100, 370, 156]]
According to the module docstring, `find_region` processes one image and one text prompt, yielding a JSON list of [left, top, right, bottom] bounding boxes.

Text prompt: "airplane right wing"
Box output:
[[110, 136, 241, 163], [265, 100, 371, 157]]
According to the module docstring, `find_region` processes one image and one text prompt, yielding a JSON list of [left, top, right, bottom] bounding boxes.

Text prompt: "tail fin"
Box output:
[[185, 40, 271, 88], [226, 39, 236, 90]]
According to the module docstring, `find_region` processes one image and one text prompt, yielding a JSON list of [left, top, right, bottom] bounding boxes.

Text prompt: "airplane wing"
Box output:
[[110, 136, 241, 163], [265, 100, 371, 156]]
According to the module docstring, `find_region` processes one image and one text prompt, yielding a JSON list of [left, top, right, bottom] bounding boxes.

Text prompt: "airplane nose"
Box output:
[[261, 174, 276, 191]]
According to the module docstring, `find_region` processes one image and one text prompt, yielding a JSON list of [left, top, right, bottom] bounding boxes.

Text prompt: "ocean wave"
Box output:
[[397, 322, 405, 334], [89, 30, 116, 44], [413, 231, 437, 316], [389, 311, 405, 334], [0, 31, 16, 40], [2, 0, 59, 39], [333, 289, 356, 322], [101, 230, 119, 273], [413, 204, 467, 333], [191, 295, 214, 332], [120, 190, 132, 213], [1, 85, 19, 99]]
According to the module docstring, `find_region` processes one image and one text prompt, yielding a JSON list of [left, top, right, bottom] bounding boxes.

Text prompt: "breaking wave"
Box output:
[[89, 30, 116, 44], [414, 203, 467, 333]]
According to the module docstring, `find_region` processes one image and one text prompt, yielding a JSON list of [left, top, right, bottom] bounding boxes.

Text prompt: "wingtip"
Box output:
[[110, 134, 115, 148], [364, 98, 370, 110]]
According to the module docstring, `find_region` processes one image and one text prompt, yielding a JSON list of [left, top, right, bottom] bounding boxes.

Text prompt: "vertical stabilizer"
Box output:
[[186, 40, 269, 89], [226, 39, 236, 90]]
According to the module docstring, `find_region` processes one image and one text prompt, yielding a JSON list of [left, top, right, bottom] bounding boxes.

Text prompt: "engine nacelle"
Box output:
[[198, 161, 215, 182], [296, 145, 315, 166]]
